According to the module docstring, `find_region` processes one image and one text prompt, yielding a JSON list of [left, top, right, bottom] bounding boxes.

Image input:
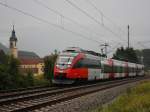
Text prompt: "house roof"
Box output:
[[18, 51, 40, 59], [20, 58, 44, 65]]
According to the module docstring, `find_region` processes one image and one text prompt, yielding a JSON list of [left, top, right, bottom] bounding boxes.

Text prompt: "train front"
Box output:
[[53, 52, 80, 84]]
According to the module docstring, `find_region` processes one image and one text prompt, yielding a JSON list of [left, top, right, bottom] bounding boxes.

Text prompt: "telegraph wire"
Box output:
[[107, 42, 123, 54], [86, 0, 126, 35], [65, 0, 127, 42], [32, 0, 105, 42], [0, 1, 102, 44]]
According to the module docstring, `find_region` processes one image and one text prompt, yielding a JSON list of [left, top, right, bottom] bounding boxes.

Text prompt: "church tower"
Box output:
[[9, 25, 18, 58]]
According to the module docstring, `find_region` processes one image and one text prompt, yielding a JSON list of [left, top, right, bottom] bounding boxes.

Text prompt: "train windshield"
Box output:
[[56, 56, 74, 69]]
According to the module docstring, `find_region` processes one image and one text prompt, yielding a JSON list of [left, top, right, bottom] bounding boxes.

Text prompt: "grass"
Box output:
[[92, 80, 150, 112]]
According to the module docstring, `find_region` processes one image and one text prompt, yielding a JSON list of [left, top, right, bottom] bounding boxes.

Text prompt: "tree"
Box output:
[[113, 47, 139, 63], [8, 56, 20, 76], [0, 53, 21, 89], [26, 71, 34, 86], [142, 49, 150, 69], [0, 50, 8, 64], [44, 50, 58, 83], [0, 65, 14, 90]]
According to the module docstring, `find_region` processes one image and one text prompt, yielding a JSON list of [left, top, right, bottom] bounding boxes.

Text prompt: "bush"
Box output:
[[44, 52, 58, 83]]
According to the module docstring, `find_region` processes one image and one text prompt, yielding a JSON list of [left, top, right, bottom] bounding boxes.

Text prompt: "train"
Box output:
[[53, 47, 144, 84]]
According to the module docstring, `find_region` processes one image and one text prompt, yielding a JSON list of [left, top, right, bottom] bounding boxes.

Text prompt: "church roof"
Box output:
[[10, 25, 17, 41]]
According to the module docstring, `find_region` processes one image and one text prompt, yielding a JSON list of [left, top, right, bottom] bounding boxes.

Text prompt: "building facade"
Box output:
[[19, 58, 44, 76]]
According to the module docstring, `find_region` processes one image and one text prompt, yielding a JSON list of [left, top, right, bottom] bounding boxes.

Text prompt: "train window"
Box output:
[[121, 67, 125, 73], [113, 65, 118, 73], [132, 68, 134, 73], [117, 66, 120, 73], [129, 67, 134, 73], [57, 56, 74, 64], [125, 67, 128, 73], [128, 67, 131, 72], [73, 59, 83, 68], [88, 59, 101, 68], [103, 64, 112, 73], [114, 66, 123, 73], [73, 58, 101, 69], [120, 66, 123, 73]]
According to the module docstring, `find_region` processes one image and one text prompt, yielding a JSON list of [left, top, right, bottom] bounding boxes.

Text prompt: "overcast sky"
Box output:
[[0, 0, 150, 57]]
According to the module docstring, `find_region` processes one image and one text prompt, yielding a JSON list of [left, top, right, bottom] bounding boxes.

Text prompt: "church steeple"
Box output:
[[9, 25, 18, 58], [10, 25, 17, 41]]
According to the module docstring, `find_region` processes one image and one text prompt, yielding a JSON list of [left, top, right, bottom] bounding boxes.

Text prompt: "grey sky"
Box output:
[[0, 0, 150, 57]]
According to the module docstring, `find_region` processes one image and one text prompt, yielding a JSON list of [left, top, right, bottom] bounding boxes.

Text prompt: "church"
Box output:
[[9, 26, 44, 76]]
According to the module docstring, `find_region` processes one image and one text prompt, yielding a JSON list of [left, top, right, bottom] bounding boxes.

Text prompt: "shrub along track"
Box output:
[[0, 76, 149, 112]]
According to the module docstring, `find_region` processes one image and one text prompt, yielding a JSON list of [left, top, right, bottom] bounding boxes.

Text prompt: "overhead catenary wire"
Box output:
[[0, 1, 102, 44], [32, 0, 105, 42], [64, 0, 127, 43], [33, 0, 126, 49], [107, 42, 123, 54], [86, 0, 126, 35], [0, 0, 129, 54]]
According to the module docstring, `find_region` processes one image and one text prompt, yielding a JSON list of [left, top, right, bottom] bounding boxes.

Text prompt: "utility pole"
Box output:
[[100, 43, 109, 57], [128, 25, 130, 48]]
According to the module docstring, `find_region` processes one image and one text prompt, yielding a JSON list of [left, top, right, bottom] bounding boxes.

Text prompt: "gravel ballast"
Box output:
[[33, 80, 146, 112]]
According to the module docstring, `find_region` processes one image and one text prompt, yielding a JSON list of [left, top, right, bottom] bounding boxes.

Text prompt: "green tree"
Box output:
[[8, 56, 20, 75], [26, 71, 34, 86], [44, 50, 58, 83], [113, 47, 139, 63], [0, 65, 13, 90], [8, 56, 22, 88], [0, 53, 20, 89], [0, 50, 8, 64], [142, 49, 150, 70]]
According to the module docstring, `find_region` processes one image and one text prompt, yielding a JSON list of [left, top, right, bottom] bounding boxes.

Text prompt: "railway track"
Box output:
[[0, 85, 50, 94], [0, 86, 61, 100], [0, 76, 149, 112]]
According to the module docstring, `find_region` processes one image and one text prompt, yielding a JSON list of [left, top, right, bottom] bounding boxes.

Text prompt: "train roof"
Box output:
[[63, 47, 101, 56], [59, 52, 79, 57], [61, 47, 144, 67]]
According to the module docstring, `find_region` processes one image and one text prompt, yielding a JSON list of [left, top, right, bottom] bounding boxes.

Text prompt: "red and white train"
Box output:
[[53, 47, 144, 84]]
